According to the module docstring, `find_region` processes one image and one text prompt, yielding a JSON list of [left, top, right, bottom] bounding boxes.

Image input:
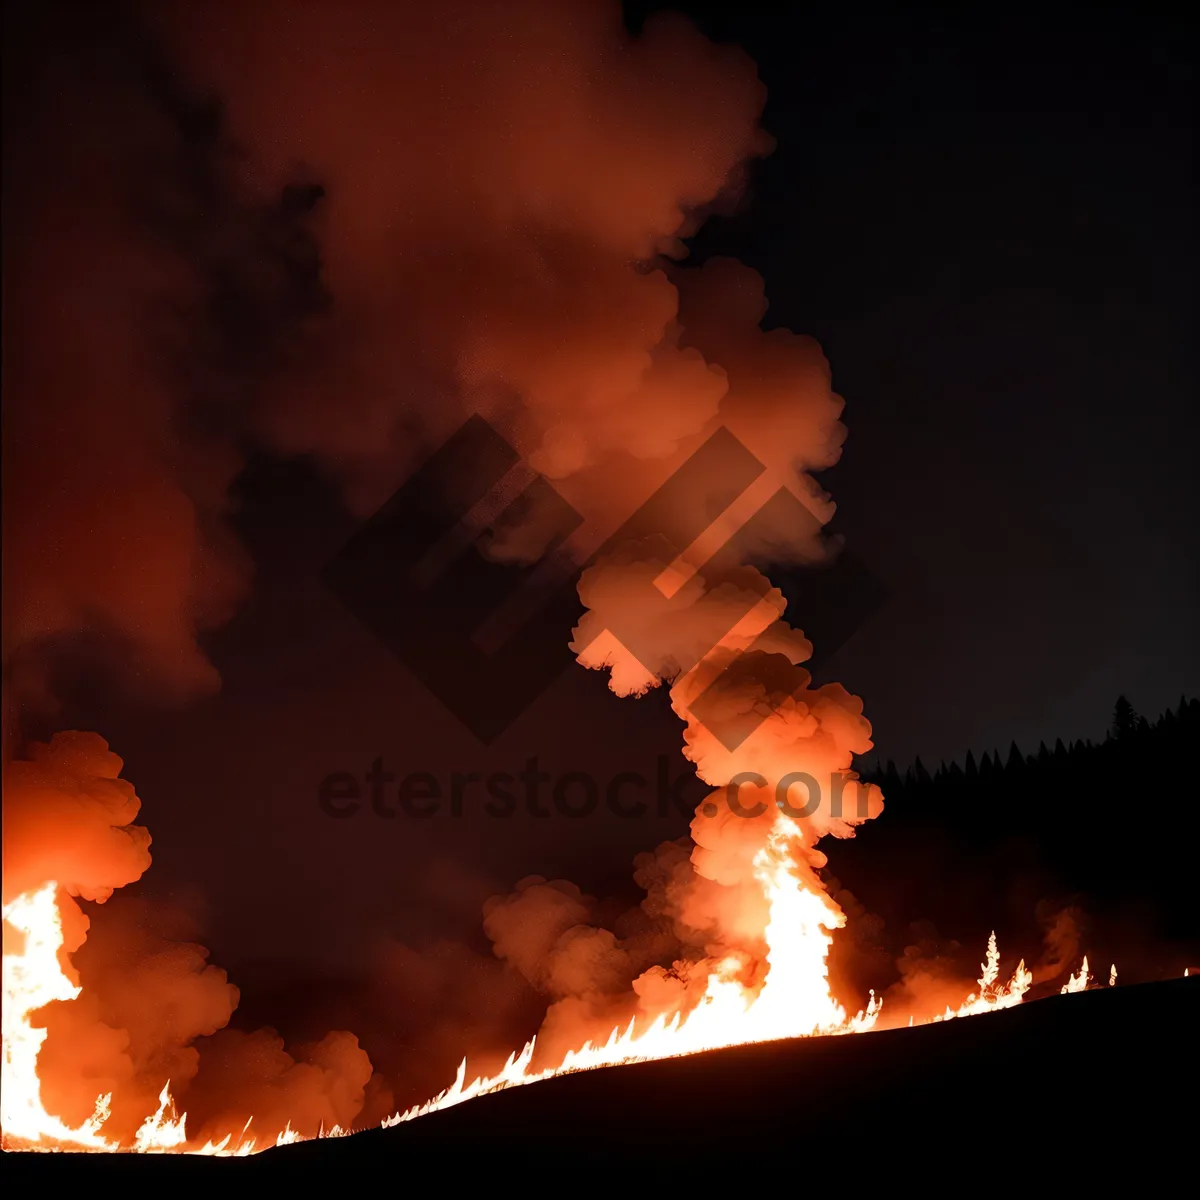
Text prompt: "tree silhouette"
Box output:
[[1006, 740, 1024, 772], [1110, 695, 1141, 740]]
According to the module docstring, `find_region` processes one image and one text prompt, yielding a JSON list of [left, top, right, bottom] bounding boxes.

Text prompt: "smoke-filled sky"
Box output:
[[3, 0, 1195, 1070]]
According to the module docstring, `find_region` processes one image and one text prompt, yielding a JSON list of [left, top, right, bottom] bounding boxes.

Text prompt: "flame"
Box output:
[[2, 883, 116, 1151], [0, 844, 1113, 1152], [932, 931, 1033, 1021], [1061, 957, 1091, 994], [388, 812, 880, 1125], [1, 882, 317, 1155], [134, 1083, 189, 1153]]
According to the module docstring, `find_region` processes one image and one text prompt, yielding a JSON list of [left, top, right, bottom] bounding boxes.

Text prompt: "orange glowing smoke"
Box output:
[[1, 734, 372, 1154]]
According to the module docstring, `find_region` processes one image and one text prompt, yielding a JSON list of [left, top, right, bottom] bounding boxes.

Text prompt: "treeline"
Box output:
[[833, 694, 1200, 961], [863, 694, 1198, 804]]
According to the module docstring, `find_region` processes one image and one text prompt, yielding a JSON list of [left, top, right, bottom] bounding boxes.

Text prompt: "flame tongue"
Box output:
[[1, 883, 115, 1151], [749, 814, 863, 1039]]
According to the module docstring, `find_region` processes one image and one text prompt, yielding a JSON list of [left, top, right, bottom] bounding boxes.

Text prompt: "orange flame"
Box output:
[[932, 931, 1033, 1022], [2, 846, 1108, 1152], [2, 884, 115, 1151], [388, 811, 879, 1126], [2, 883, 318, 1155], [1061, 957, 1091, 995]]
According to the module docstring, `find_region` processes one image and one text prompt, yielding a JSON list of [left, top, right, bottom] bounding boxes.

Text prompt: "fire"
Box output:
[[133, 1084, 188, 1153], [1061, 957, 1091, 994], [1, 883, 323, 1155], [1, 883, 115, 1152], [933, 932, 1033, 1022], [0, 818, 1106, 1153], [389, 810, 880, 1126]]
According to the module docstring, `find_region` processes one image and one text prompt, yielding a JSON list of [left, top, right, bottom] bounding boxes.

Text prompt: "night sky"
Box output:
[[8, 3, 1196, 986], [659, 3, 1197, 764]]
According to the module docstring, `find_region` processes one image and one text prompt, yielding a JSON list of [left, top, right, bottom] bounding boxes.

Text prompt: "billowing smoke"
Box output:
[[2, 734, 152, 907], [4, 0, 882, 1141], [151, 0, 772, 514], [4, 0, 834, 698], [2, 734, 376, 1142]]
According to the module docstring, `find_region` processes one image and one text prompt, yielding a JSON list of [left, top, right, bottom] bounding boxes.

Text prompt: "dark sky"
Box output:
[[26, 2, 1197, 982], [652, 3, 1198, 765]]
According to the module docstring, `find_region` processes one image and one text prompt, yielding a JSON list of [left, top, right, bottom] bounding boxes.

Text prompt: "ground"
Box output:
[[5, 976, 1195, 1183]]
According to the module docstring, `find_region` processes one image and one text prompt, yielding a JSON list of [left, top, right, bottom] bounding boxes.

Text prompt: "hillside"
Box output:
[[9, 975, 1196, 1183]]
